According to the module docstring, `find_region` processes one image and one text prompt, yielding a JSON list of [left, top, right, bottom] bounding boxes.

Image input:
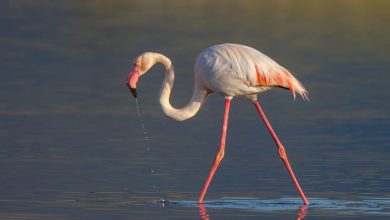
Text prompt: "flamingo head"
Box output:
[[126, 52, 157, 98]]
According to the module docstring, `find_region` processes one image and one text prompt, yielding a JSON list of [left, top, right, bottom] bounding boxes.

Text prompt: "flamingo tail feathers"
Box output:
[[255, 65, 309, 101]]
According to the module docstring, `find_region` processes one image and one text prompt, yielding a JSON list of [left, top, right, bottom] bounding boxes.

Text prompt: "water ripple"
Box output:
[[168, 197, 390, 216]]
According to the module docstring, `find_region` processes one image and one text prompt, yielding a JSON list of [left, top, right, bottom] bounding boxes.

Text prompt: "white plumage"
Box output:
[[195, 44, 308, 100]]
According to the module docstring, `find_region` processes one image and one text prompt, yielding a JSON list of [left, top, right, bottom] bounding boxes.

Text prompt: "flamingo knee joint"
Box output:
[[278, 146, 288, 161]]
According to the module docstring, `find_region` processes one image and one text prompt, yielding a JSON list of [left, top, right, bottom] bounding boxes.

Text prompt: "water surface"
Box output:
[[0, 0, 389, 219]]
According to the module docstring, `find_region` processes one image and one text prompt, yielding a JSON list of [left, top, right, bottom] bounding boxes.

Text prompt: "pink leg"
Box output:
[[254, 100, 309, 205], [198, 98, 231, 204]]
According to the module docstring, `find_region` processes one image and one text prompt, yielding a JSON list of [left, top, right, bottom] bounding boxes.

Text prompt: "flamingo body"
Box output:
[[195, 44, 308, 100], [126, 43, 310, 205]]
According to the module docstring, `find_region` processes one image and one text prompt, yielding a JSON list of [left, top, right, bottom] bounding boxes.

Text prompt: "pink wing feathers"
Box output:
[[254, 64, 309, 101], [213, 44, 309, 101]]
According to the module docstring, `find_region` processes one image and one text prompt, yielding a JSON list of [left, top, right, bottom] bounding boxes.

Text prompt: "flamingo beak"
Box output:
[[127, 84, 137, 98], [126, 68, 139, 98]]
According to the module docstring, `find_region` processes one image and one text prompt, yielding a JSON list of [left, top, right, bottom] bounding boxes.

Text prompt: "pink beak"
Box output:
[[126, 67, 139, 98]]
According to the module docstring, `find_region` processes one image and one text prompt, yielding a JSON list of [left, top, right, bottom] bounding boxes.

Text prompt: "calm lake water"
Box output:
[[1, 0, 389, 219]]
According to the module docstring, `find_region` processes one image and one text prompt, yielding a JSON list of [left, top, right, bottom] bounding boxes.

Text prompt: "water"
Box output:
[[0, 0, 389, 219], [171, 198, 390, 217], [135, 98, 152, 152], [134, 97, 157, 188]]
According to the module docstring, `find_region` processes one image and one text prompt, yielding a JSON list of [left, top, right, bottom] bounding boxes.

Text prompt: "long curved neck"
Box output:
[[155, 54, 208, 121]]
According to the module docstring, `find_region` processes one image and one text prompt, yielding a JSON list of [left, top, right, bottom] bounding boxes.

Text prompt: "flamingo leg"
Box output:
[[254, 100, 309, 205], [198, 98, 231, 204]]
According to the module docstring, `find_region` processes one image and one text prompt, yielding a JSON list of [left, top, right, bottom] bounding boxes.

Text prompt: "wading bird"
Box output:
[[126, 43, 309, 205]]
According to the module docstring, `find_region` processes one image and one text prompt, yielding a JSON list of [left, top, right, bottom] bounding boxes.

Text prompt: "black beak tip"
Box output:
[[126, 83, 137, 98], [131, 88, 137, 98], [130, 87, 137, 98]]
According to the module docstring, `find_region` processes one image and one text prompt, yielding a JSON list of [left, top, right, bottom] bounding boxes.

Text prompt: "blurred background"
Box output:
[[0, 0, 389, 219]]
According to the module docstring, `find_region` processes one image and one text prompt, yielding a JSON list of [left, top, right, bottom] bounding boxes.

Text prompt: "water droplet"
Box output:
[[159, 198, 169, 207], [134, 98, 158, 191], [135, 98, 152, 151]]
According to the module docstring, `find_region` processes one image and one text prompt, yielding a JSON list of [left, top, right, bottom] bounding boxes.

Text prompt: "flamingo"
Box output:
[[126, 43, 310, 205]]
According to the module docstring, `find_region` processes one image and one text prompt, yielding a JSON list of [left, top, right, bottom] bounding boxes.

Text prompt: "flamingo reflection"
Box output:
[[198, 203, 308, 220], [296, 205, 308, 220], [198, 203, 210, 220]]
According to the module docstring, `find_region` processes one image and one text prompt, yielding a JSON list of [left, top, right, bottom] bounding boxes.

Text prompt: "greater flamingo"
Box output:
[[126, 43, 310, 205]]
